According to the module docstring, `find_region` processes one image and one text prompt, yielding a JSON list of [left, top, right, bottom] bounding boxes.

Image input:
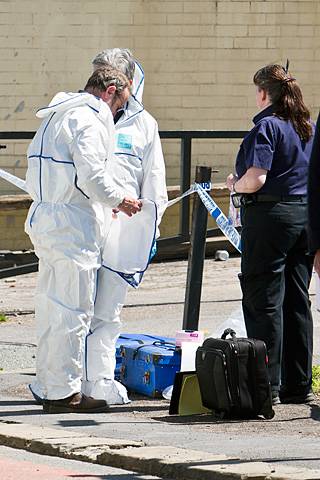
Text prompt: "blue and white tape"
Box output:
[[198, 181, 211, 191], [195, 183, 241, 253], [0, 168, 241, 253], [166, 182, 241, 253], [0, 168, 27, 192], [166, 184, 197, 208]]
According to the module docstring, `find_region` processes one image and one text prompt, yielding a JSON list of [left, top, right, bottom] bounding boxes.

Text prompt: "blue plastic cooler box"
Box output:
[[116, 334, 181, 397], [115, 333, 176, 380]]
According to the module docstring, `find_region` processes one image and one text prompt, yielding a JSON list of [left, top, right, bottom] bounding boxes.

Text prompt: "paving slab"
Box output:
[[1, 257, 320, 479], [1, 421, 320, 480], [98, 445, 320, 480], [0, 421, 143, 461]]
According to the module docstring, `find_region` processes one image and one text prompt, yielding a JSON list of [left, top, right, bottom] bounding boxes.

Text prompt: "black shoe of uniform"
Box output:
[[279, 389, 315, 404], [271, 390, 281, 405], [43, 392, 109, 414]]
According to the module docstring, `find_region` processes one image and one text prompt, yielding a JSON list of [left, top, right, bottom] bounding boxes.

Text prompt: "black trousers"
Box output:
[[240, 201, 313, 393]]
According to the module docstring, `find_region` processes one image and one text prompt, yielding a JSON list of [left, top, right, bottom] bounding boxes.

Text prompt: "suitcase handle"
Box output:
[[221, 328, 236, 339], [132, 341, 176, 359]]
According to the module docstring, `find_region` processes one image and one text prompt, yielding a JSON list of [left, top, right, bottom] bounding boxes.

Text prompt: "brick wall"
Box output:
[[0, 195, 33, 251], [0, 0, 319, 194]]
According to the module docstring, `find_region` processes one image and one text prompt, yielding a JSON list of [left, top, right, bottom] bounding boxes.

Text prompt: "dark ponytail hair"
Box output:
[[253, 64, 312, 142]]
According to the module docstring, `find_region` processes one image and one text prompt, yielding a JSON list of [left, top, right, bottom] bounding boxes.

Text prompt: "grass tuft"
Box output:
[[313, 365, 320, 394]]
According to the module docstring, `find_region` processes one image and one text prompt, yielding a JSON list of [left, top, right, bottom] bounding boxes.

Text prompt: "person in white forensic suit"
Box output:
[[26, 67, 142, 414], [81, 49, 168, 404]]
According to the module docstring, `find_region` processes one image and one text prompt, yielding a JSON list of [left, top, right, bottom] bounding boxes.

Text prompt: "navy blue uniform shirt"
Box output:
[[235, 105, 314, 196]]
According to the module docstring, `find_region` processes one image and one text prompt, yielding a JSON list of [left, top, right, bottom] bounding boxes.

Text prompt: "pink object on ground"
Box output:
[[175, 330, 204, 347]]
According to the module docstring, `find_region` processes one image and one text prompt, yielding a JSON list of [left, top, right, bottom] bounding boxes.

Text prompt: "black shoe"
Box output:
[[279, 389, 315, 404], [43, 392, 109, 414], [271, 391, 281, 405]]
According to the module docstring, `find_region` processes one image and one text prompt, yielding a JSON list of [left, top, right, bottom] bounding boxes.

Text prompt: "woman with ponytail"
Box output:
[[226, 63, 314, 405]]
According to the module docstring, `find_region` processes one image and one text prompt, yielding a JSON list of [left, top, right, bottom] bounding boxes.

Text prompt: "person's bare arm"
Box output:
[[226, 167, 267, 193], [314, 250, 320, 277]]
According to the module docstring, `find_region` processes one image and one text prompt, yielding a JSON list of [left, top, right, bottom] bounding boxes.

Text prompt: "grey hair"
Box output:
[[92, 48, 135, 81]]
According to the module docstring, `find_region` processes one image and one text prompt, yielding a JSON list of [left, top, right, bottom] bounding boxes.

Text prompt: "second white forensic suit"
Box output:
[[82, 62, 168, 404], [26, 92, 126, 400]]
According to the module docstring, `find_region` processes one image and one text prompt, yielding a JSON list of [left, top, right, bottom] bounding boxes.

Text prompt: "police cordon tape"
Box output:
[[0, 167, 26, 192], [0, 168, 241, 253], [167, 181, 241, 253]]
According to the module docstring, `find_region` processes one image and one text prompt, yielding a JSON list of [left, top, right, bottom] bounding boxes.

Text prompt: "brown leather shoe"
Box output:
[[43, 392, 109, 414]]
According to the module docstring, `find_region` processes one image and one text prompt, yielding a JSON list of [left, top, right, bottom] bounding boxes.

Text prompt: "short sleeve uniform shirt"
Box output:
[[235, 105, 314, 196]]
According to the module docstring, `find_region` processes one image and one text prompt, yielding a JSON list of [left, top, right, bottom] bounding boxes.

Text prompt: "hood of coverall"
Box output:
[[36, 91, 106, 119], [115, 60, 145, 125], [131, 61, 145, 104]]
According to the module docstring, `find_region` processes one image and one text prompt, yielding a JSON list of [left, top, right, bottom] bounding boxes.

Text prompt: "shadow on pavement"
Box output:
[[264, 456, 320, 463], [59, 419, 101, 427], [0, 341, 36, 347], [310, 403, 320, 421], [112, 404, 168, 413], [66, 475, 155, 479], [124, 298, 241, 308], [153, 414, 275, 424], [154, 412, 315, 424], [0, 400, 36, 406], [0, 409, 43, 416]]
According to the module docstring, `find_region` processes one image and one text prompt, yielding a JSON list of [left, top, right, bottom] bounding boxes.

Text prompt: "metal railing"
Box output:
[[0, 130, 247, 278]]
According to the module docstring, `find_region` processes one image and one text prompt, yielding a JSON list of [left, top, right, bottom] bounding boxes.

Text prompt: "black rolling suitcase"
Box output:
[[196, 328, 274, 419]]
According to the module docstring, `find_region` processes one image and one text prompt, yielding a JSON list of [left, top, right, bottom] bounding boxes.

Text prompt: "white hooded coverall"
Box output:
[[82, 62, 168, 404], [26, 92, 125, 400]]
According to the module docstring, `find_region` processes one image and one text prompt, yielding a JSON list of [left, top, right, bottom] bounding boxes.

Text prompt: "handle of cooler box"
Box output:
[[144, 335, 174, 343], [221, 328, 236, 339], [132, 341, 176, 359], [118, 335, 144, 344], [119, 334, 173, 345], [153, 340, 175, 347]]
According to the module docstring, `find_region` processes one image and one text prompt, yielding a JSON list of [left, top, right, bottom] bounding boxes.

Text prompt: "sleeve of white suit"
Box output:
[[70, 122, 125, 208], [140, 121, 168, 231]]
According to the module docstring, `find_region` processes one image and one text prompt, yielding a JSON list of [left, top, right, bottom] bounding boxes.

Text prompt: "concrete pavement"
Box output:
[[1, 256, 320, 479]]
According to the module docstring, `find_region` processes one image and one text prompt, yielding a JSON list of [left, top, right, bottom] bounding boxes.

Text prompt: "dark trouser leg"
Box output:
[[282, 231, 313, 393], [240, 270, 285, 391], [240, 203, 291, 391]]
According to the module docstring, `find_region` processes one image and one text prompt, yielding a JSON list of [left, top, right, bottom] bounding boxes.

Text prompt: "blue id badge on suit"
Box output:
[[117, 133, 133, 150]]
